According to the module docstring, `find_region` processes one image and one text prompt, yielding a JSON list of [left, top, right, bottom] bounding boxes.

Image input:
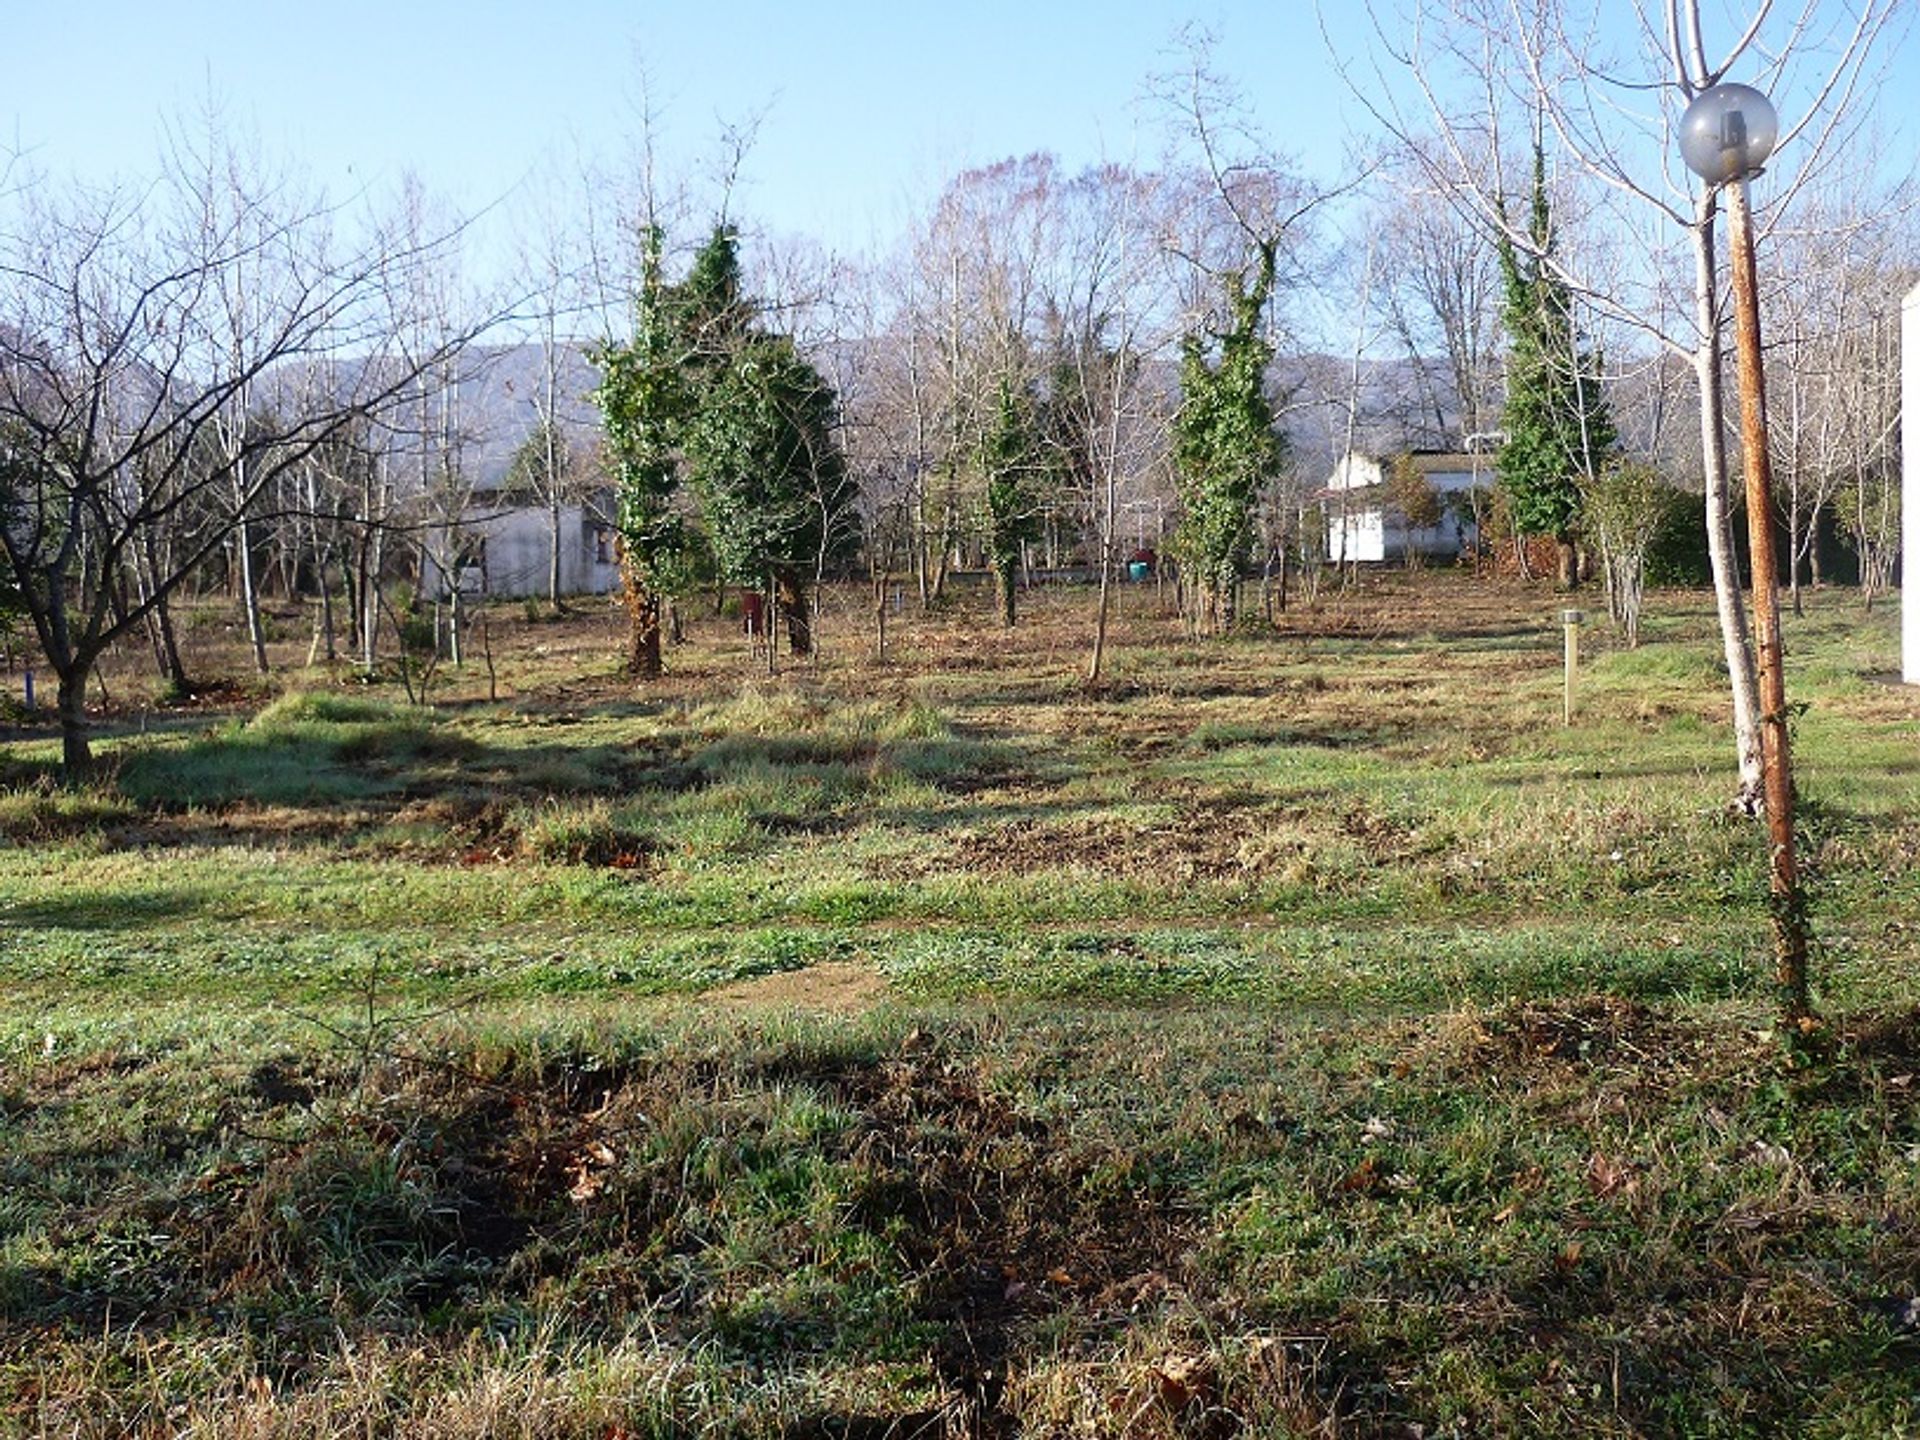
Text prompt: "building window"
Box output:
[[453, 535, 487, 594], [594, 527, 613, 565]]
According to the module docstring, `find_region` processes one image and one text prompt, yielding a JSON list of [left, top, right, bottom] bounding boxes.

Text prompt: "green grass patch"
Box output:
[[5, 578, 1920, 1432], [6, 1003, 1920, 1434]]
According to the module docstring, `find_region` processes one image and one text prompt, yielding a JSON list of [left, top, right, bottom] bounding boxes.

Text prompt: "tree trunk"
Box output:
[[236, 513, 270, 675], [1691, 204, 1764, 811], [340, 551, 359, 663], [921, 495, 936, 610], [141, 602, 168, 682], [625, 568, 663, 679], [360, 528, 383, 674], [928, 530, 951, 607], [1088, 556, 1113, 682], [316, 549, 338, 663], [995, 560, 1017, 628], [134, 528, 191, 695], [548, 495, 564, 612], [57, 670, 91, 774], [776, 568, 812, 657], [1788, 505, 1804, 617], [154, 591, 190, 695]]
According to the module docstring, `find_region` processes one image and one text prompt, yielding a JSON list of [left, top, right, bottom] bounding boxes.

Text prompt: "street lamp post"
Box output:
[[1680, 83, 1812, 1024]]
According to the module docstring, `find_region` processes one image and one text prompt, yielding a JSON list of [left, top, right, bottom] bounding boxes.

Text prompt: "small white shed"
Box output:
[[421, 495, 620, 600], [1320, 451, 1488, 564]]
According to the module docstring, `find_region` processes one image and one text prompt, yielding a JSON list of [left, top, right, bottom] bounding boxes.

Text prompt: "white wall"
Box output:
[[1329, 511, 1386, 563], [423, 503, 620, 600], [1323, 460, 1482, 563], [1326, 454, 1386, 492], [1905, 284, 1919, 683]]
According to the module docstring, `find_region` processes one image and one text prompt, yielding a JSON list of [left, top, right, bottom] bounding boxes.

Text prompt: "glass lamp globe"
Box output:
[[1679, 83, 1778, 184]]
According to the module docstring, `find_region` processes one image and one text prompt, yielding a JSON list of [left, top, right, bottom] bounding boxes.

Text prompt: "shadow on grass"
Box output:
[[2, 887, 212, 931], [88, 699, 1035, 861]]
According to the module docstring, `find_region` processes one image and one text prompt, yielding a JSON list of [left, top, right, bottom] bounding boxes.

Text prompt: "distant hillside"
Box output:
[[416, 340, 1469, 498], [426, 342, 603, 494]]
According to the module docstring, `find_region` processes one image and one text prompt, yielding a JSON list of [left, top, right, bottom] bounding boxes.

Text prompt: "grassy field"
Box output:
[[2, 573, 1919, 1437]]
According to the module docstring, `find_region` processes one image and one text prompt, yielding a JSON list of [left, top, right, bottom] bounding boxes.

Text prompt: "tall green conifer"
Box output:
[[593, 226, 691, 678], [1496, 144, 1615, 587], [979, 376, 1046, 628], [677, 227, 856, 657]]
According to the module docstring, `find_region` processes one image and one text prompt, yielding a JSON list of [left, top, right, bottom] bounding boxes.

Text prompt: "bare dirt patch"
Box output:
[[955, 801, 1311, 883], [707, 958, 890, 1014]]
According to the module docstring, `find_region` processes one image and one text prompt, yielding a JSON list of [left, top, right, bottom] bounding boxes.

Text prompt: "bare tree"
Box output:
[[1765, 181, 1916, 612], [924, 157, 1054, 602], [847, 152, 1183, 672], [1835, 297, 1905, 611], [1038, 165, 1180, 680], [0, 151, 487, 771], [163, 106, 291, 676], [1155, 35, 1348, 634], [1373, 157, 1506, 450], [510, 166, 601, 614], [373, 176, 500, 672], [1349, 0, 1903, 808], [1584, 459, 1675, 645]]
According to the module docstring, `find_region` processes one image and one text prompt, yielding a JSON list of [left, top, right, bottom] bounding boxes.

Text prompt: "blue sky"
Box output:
[[10, 2, 1379, 256], [10, 2, 1914, 282]]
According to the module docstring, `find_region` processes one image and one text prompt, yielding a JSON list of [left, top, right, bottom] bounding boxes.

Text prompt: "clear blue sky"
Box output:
[[9, 2, 1379, 257], [10, 2, 1914, 275]]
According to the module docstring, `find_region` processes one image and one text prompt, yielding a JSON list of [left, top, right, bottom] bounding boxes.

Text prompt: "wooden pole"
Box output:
[[1727, 178, 1812, 1024]]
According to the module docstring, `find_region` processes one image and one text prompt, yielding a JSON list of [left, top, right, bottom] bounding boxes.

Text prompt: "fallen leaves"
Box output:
[[1339, 1156, 1383, 1195], [1585, 1150, 1639, 1200], [566, 1140, 617, 1202]]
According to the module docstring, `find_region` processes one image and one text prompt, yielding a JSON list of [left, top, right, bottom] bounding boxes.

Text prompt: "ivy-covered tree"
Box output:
[[592, 227, 695, 678], [599, 223, 857, 666], [1496, 146, 1616, 589], [686, 335, 854, 656], [679, 235, 857, 658], [1172, 241, 1285, 634], [979, 376, 1047, 627]]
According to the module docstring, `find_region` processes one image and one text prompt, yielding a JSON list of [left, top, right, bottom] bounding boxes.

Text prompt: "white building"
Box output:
[[403, 341, 624, 601], [420, 493, 620, 601], [1321, 451, 1489, 564]]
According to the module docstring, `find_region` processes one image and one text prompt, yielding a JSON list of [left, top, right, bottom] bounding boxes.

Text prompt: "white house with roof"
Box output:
[[1320, 450, 1489, 564], [403, 342, 624, 601], [421, 492, 621, 601]]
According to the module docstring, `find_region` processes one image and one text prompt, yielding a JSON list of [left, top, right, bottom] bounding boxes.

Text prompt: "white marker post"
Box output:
[[1562, 609, 1584, 725], [1904, 284, 1920, 683]]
